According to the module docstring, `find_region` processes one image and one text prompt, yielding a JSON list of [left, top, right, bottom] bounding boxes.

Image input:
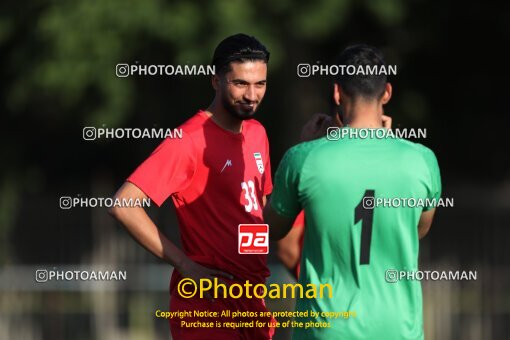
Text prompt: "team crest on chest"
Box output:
[[253, 152, 264, 174]]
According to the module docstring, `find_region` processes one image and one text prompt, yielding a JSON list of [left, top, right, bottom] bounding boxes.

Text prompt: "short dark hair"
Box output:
[[334, 44, 388, 100], [212, 33, 270, 76]]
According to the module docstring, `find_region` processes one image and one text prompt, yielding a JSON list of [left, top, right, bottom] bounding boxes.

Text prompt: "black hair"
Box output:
[[212, 33, 270, 76], [334, 44, 388, 100]]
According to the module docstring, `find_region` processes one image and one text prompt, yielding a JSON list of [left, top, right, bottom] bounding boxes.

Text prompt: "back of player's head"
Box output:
[[212, 34, 270, 76], [334, 44, 387, 100]]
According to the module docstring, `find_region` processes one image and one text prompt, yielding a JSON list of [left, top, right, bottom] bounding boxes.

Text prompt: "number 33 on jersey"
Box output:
[[240, 152, 267, 212]]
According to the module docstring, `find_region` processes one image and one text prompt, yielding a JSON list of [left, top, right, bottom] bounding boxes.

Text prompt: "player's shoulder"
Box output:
[[283, 137, 328, 164], [244, 118, 267, 134], [292, 136, 328, 152], [178, 111, 207, 135], [394, 138, 435, 155], [392, 138, 438, 165], [157, 112, 204, 152]]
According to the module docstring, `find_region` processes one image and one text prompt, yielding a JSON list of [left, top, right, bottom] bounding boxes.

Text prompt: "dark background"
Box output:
[[1, 0, 509, 339]]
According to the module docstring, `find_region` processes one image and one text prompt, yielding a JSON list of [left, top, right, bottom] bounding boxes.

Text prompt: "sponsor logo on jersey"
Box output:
[[238, 224, 269, 254]]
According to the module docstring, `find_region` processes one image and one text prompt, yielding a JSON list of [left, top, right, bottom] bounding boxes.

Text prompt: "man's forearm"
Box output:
[[418, 208, 436, 239], [109, 206, 188, 271]]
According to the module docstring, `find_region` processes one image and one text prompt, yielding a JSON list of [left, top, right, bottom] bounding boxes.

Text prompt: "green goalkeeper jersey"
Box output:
[[271, 128, 441, 340]]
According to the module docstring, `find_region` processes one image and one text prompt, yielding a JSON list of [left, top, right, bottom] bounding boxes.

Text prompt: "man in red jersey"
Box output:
[[109, 34, 274, 339]]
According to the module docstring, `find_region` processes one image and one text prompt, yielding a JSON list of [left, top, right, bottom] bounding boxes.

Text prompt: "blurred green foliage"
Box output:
[[2, 0, 416, 126]]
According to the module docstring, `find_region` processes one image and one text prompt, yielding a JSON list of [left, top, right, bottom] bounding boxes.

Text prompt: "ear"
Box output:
[[381, 83, 392, 104], [333, 83, 341, 106], [211, 75, 220, 91]]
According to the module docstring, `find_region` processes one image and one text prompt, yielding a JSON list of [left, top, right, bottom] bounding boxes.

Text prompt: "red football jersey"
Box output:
[[128, 110, 272, 283]]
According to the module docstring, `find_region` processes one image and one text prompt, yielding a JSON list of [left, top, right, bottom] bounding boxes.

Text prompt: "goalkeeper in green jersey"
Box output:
[[264, 44, 440, 340]]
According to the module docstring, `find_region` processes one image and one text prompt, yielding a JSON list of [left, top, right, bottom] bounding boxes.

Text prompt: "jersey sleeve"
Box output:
[[270, 145, 304, 218], [292, 210, 306, 228], [127, 133, 197, 207], [263, 135, 273, 196], [422, 147, 442, 211]]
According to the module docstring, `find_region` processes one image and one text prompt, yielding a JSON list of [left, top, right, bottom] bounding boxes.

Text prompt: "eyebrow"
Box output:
[[230, 79, 267, 84]]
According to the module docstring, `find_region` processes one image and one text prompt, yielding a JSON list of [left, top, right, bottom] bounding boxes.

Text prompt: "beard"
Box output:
[[221, 92, 258, 121]]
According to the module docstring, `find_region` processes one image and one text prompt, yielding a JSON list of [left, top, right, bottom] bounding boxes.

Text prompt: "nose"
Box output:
[[244, 85, 257, 102]]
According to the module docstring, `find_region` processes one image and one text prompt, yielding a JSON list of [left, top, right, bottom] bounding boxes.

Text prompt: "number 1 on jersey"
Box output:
[[354, 190, 375, 265]]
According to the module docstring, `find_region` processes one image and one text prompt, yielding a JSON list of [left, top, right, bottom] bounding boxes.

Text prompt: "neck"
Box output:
[[205, 99, 243, 133], [341, 98, 384, 128]]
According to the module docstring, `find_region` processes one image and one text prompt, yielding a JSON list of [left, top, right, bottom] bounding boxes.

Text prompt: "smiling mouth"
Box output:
[[238, 102, 256, 110]]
